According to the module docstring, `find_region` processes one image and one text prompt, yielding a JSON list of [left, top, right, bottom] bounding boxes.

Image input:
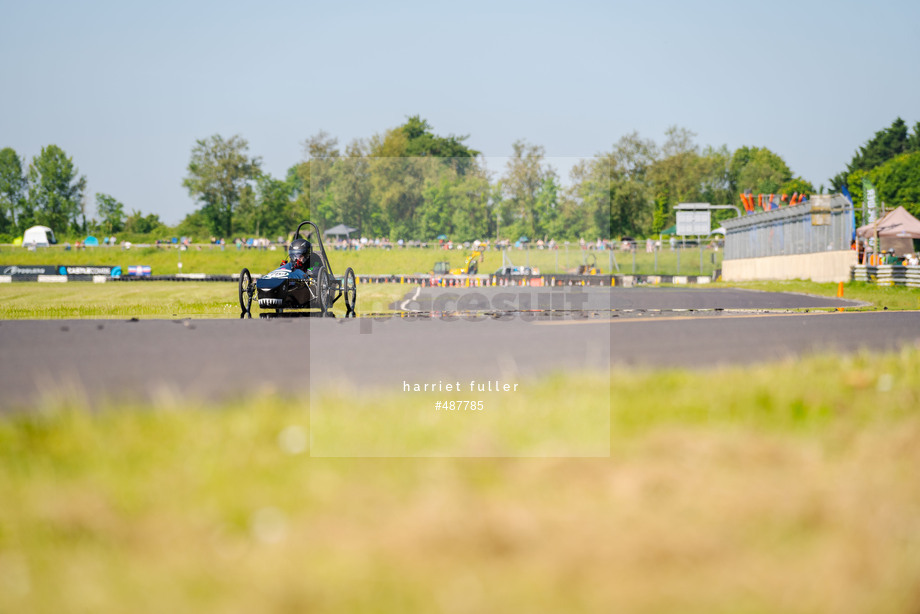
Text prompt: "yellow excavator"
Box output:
[[435, 250, 481, 275], [574, 253, 601, 275]]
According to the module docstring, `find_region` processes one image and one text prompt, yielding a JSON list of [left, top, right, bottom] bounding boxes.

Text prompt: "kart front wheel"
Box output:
[[239, 268, 253, 318], [344, 267, 357, 315]]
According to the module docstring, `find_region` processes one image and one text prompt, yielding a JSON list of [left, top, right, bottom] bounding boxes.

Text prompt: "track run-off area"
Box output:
[[1, 287, 918, 410]]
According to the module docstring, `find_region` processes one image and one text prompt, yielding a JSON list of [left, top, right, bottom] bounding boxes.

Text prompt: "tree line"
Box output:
[[830, 117, 920, 220], [2, 116, 918, 242], [180, 116, 821, 242], [0, 145, 160, 240]]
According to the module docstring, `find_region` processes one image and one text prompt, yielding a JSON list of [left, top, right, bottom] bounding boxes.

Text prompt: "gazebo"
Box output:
[[857, 206, 920, 256], [324, 224, 357, 239]]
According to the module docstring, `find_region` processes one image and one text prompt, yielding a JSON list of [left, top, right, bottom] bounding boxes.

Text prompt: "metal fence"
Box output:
[[481, 242, 723, 277], [723, 194, 854, 260]]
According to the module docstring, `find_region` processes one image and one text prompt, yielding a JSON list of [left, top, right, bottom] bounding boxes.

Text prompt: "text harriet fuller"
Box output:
[[403, 380, 520, 392]]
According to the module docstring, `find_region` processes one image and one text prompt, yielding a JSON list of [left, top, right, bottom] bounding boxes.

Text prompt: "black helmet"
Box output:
[[289, 238, 312, 267]]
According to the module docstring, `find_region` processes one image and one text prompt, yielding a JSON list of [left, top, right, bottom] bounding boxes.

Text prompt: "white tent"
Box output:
[[857, 206, 920, 257], [22, 226, 56, 247], [857, 206, 920, 239], [324, 224, 357, 238]]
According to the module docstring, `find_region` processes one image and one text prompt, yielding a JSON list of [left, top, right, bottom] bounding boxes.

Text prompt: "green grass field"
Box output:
[[2, 349, 920, 613], [0, 282, 410, 319], [1, 243, 720, 276]]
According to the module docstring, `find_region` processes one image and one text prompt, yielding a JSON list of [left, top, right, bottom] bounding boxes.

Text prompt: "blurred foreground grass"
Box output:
[[2, 348, 920, 613]]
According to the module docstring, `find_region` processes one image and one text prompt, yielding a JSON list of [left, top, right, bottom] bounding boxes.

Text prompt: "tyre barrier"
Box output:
[[113, 274, 239, 282], [355, 273, 714, 287], [0, 272, 716, 285], [851, 265, 920, 288]]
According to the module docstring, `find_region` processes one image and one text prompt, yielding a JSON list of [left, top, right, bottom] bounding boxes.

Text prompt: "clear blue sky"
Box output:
[[3, 0, 918, 225]]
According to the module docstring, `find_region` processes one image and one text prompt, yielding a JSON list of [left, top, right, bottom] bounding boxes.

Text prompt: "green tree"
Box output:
[[298, 119, 484, 240], [183, 134, 261, 238], [908, 121, 920, 152], [604, 132, 657, 238], [533, 175, 561, 239], [647, 126, 705, 228], [420, 168, 492, 241], [401, 115, 479, 174], [553, 187, 588, 240], [652, 189, 670, 234], [247, 174, 296, 237], [175, 210, 211, 240], [729, 146, 792, 195], [298, 131, 341, 231], [329, 141, 375, 235], [777, 177, 815, 198], [27, 145, 86, 233], [95, 193, 126, 234], [368, 151, 434, 239], [871, 151, 920, 219], [0, 148, 27, 233], [361, 118, 484, 239], [501, 140, 556, 240], [698, 146, 732, 205], [564, 160, 605, 240], [124, 210, 163, 235], [831, 117, 915, 190]]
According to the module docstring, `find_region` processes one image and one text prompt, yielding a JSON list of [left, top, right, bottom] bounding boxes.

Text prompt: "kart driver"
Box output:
[[287, 238, 312, 276]]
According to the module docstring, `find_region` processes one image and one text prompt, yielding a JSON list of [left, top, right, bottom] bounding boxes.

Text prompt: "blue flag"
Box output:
[[840, 185, 856, 241], [840, 185, 853, 204]]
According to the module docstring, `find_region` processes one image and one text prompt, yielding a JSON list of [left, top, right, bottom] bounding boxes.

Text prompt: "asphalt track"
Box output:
[[1, 287, 918, 410], [395, 285, 863, 313]]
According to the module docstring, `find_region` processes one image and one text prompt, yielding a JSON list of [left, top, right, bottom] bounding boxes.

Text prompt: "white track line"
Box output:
[[400, 286, 422, 311]]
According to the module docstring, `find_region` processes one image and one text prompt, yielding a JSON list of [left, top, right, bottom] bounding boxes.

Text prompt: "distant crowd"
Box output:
[[854, 239, 920, 266], [325, 236, 723, 252]]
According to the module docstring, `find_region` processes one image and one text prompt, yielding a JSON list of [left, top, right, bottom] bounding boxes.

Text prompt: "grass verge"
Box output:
[[0, 282, 410, 319], [720, 280, 920, 311], [2, 348, 920, 613]]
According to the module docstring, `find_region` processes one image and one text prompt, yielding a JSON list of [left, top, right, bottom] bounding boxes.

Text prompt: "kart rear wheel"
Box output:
[[239, 268, 253, 318], [344, 267, 357, 315], [315, 265, 330, 316]]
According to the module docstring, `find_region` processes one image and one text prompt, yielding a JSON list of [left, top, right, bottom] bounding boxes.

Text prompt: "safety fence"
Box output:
[[354, 274, 713, 287], [851, 265, 920, 288], [0, 272, 716, 286], [724, 194, 854, 260]]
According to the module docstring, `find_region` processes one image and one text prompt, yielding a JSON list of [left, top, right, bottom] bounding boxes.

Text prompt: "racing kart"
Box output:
[[238, 221, 357, 318]]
